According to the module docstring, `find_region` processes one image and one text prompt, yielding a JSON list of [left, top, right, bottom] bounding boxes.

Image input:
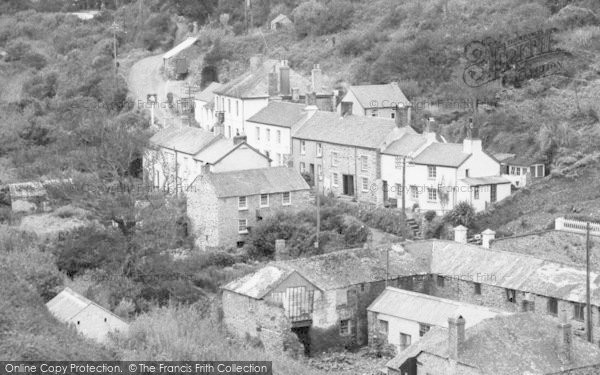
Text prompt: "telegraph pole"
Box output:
[[402, 156, 406, 224], [110, 22, 121, 88], [315, 166, 320, 249], [586, 222, 593, 343]]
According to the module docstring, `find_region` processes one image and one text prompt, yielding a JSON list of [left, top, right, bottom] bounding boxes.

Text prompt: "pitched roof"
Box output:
[[412, 143, 471, 167], [348, 82, 410, 109], [246, 102, 308, 128], [149, 126, 218, 155], [214, 60, 313, 99], [493, 153, 544, 166], [271, 14, 292, 24], [293, 111, 416, 149], [196, 82, 224, 104], [393, 313, 600, 375], [198, 167, 310, 198], [368, 287, 504, 328], [163, 37, 198, 60], [461, 176, 511, 186], [382, 134, 428, 156], [224, 246, 431, 298], [430, 241, 600, 306], [46, 288, 128, 325]]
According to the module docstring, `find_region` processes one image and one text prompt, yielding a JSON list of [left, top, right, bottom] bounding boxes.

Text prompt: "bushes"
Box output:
[[443, 201, 476, 228], [292, 0, 354, 38]]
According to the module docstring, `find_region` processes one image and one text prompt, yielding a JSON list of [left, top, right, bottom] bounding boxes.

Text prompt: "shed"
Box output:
[[270, 14, 292, 30]]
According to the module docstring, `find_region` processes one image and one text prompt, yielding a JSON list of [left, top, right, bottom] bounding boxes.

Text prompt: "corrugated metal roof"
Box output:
[[293, 111, 415, 149], [199, 167, 310, 198], [461, 176, 511, 186], [246, 102, 308, 128], [149, 126, 217, 155], [348, 83, 411, 109], [163, 37, 198, 60], [412, 143, 471, 167], [368, 287, 504, 327]]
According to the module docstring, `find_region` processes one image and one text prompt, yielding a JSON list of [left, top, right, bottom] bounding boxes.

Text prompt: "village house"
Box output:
[[245, 101, 314, 166], [144, 126, 270, 193], [337, 82, 412, 122], [270, 14, 293, 30], [385, 313, 600, 375], [494, 152, 547, 187], [185, 167, 310, 250], [292, 106, 415, 205], [193, 81, 223, 130], [46, 288, 129, 344], [382, 125, 511, 213], [213, 59, 334, 140], [367, 287, 505, 354], [222, 246, 430, 355]]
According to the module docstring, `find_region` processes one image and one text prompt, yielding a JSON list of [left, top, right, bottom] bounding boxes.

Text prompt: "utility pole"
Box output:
[[110, 21, 121, 88], [586, 222, 593, 343], [385, 248, 389, 287], [315, 165, 320, 249], [402, 156, 406, 224], [244, 0, 249, 34]]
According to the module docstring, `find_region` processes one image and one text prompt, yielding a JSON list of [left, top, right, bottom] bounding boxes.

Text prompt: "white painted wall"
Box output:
[[246, 122, 292, 166], [193, 99, 215, 130], [212, 145, 270, 172], [215, 94, 269, 139]]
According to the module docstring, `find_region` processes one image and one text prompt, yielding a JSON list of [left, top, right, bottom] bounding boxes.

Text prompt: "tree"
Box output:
[[170, 0, 218, 24], [443, 201, 476, 228]]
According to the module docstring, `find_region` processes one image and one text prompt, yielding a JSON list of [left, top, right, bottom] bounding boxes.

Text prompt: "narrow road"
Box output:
[[128, 54, 185, 128]]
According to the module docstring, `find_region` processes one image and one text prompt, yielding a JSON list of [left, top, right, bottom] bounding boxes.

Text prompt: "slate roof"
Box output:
[[412, 143, 471, 167], [494, 153, 544, 166], [46, 288, 128, 325], [348, 82, 411, 109], [214, 60, 313, 99], [461, 176, 511, 186], [196, 82, 224, 104], [200, 167, 310, 198], [429, 240, 600, 306], [382, 134, 428, 156], [368, 287, 504, 328], [389, 313, 600, 375], [149, 126, 218, 155], [293, 111, 416, 149], [223, 247, 431, 298], [246, 102, 308, 128]]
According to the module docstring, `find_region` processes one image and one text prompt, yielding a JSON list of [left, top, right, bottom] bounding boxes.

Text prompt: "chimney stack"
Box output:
[[448, 316, 466, 360], [453, 225, 468, 244], [291, 87, 300, 102], [233, 131, 247, 145], [557, 309, 572, 364], [481, 228, 496, 249], [341, 101, 353, 117], [268, 70, 278, 96], [279, 61, 290, 96], [463, 119, 482, 154], [311, 64, 322, 94], [395, 105, 405, 127]]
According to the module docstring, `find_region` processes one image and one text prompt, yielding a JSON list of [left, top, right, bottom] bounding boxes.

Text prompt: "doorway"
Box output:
[[291, 325, 311, 356], [342, 174, 354, 196]]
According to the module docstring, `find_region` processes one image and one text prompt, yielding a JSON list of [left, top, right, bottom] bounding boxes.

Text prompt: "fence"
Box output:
[[555, 217, 600, 237]]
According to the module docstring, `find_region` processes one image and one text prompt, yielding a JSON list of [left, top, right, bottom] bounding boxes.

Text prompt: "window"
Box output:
[[490, 184, 497, 202], [266, 129, 271, 142], [378, 319, 388, 335], [465, 169, 469, 177], [361, 155, 368, 171], [282, 192, 291, 205], [260, 194, 269, 207], [371, 110, 378, 117], [340, 319, 350, 335], [238, 196, 247, 210], [574, 303, 585, 322], [362, 177, 369, 192], [238, 219, 248, 233], [300, 140, 306, 155], [332, 173, 339, 186], [316, 143, 322, 157], [473, 186, 480, 200], [506, 288, 516, 303], [510, 166, 516, 175], [474, 283, 482, 295], [317, 165, 322, 179], [399, 333, 411, 351], [236, 101, 239, 116], [427, 165, 436, 179], [228, 99, 231, 113], [516, 167, 521, 175], [255, 127, 260, 141], [427, 188, 437, 201], [331, 152, 339, 166], [360, 283, 365, 292], [436, 275, 445, 287], [395, 156, 403, 169], [276, 130, 281, 144], [547, 298, 558, 316], [300, 162, 305, 173], [410, 186, 419, 199], [418, 323, 431, 337], [391, 112, 395, 119]]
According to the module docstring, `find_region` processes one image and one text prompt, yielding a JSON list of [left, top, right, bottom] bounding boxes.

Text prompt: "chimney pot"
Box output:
[[311, 64, 323, 94], [557, 309, 572, 364]]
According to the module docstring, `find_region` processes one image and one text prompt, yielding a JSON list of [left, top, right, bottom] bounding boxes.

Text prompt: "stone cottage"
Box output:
[[186, 166, 311, 250]]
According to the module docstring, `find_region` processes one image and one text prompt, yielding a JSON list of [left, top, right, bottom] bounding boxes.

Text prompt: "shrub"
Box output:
[[424, 210, 437, 222], [443, 202, 476, 228]]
